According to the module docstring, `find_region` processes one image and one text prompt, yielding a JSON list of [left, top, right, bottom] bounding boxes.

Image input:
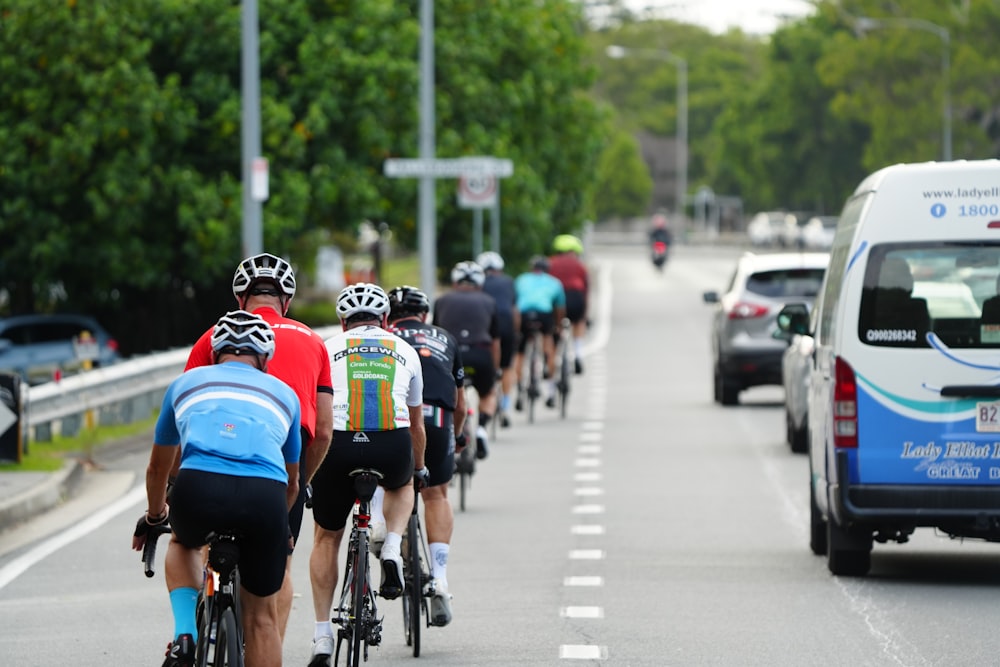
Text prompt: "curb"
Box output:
[[0, 459, 84, 532]]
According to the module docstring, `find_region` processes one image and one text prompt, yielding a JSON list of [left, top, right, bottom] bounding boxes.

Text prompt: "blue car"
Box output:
[[0, 314, 121, 385]]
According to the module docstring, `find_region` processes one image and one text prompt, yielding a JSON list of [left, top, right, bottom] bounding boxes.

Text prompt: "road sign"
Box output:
[[457, 174, 498, 209], [384, 157, 513, 179]]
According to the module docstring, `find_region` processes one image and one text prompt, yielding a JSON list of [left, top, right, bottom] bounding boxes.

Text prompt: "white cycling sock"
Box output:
[[547, 379, 556, 397], [370, 486, 385, 525], [314, 621, 333, 640], [383, 531, 402, 555], [429, 542, 449, 583], [574, 338, 584, 359]]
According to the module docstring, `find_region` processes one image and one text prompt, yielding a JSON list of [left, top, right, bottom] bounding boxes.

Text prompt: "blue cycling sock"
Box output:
[[169, 586, 200, 642]]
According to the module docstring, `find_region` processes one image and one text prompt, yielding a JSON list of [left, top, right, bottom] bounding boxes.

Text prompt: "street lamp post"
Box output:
[[855, 16, 951, 161], [606, 45, 688, 223]]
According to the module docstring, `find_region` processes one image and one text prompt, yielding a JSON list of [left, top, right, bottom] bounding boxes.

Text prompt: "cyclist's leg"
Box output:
[[421, 420, 455, 584], [364, 429, 415, 599]]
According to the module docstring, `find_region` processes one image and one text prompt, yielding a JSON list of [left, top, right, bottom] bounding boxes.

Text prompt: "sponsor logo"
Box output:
[[353, 431, 371, 443]]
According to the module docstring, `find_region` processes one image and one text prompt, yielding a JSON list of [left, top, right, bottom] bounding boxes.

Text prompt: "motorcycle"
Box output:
[[651, 240, 668, 270]]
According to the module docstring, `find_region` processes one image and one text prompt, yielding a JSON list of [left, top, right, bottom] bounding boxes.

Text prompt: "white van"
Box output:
[[778, 159, 1000, 576]]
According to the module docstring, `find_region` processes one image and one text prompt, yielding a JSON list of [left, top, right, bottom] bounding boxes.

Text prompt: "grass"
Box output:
[[0, 415, 157, 472], [379, 254, 422, 290]]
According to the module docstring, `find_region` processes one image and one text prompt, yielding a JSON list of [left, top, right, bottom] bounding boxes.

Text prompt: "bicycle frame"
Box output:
[[197, 533, 244, 667]]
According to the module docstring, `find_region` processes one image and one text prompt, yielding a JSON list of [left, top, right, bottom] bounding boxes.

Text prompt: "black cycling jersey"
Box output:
[[432, 289, 499, 347], [390, 318, 465, 411], [483, 273, 517, 328]]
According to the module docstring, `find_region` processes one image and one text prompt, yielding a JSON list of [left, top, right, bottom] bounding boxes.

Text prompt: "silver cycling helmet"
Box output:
[[211, 310, 276, 360], [451, 261, 485, 287], [337, 282, 390, 320], [232, 253, 297, 301], [475, 251, 505, 272]]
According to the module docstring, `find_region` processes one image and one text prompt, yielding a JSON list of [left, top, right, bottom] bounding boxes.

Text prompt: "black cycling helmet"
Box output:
[[531, 255, 550, 272], [387, 285, 430, 319]]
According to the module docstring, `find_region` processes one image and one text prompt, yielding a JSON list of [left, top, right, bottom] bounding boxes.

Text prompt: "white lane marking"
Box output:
[[561, 606, 604, 618], [574, 458, 601, 467], [579, 432, 603, 442], [574, 472, 602, 482], [576, 444, 601, 454], [560, 644, 608, 660], [571, 525, 605, 535], [572, 505, 604, 514], [0, 485, 145, 591], [573, 487, 604, 497], [569, 549, 605, 560], [564, 576, 604, 586], [581, 421, 604, 431]]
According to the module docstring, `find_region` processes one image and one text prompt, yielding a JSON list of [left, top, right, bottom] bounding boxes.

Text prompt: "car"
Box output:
[[800, 215, 838, 250], [746, 211, 792, 247], [0, 314, 121, 385], [703, 251, 829, 406], [778, 305, 815, 453]]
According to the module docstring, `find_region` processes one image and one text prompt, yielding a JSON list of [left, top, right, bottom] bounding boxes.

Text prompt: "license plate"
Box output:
[[977, 400, 1000, 432]]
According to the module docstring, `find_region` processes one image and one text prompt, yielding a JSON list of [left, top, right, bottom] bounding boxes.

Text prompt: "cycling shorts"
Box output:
[[564, 289, 587, 324], [461, 345, 496, 396], [422, 406, 455, 487], [497, 322, 516, 369], [518, 310, 555, 353], [170, 470, 289, 597], [311, 428, 414, 532]]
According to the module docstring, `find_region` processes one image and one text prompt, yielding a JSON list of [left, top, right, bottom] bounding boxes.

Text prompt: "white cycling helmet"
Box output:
[[451, 261, 485, 287], [337, 282, 390, 320], [232, 253, 296, 300], [211, 310, 276, 360], [475, 251, 505, 272]]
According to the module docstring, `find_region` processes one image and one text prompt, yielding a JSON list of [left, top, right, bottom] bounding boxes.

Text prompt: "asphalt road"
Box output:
[[3, 243, 1000, 666]]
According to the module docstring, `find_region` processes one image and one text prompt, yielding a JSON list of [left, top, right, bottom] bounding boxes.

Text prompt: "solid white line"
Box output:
[[0, 485, 145, 591]]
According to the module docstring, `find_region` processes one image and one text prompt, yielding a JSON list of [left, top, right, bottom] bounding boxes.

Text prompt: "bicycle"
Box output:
[[453, 379, 479, 513], [401, 483, 432, 657], [555, 317, 572, 419], [142, 523, 245, 667], [518, 318, 545, 423], [332, 468, 384, 667]]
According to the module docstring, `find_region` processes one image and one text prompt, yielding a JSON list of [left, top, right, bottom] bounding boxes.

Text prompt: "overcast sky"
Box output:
[[621, 0, 815, 35]]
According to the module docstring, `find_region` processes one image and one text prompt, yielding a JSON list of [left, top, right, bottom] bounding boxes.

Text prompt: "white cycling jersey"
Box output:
[[325, 325, 423, 431]]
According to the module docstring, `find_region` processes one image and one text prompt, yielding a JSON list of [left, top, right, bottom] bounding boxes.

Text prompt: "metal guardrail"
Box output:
[[24, 325, 341, 442]]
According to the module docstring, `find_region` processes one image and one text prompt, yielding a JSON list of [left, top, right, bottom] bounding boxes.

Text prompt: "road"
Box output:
[[4, 243, 1000, 666]]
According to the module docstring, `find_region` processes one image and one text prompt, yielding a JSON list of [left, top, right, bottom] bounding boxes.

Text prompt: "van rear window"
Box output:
[[859, 243, 1000, 348], [746, 269, 825, 299]]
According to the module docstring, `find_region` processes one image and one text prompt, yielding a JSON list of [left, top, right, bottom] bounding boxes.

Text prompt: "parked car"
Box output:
[[0, 314, 121, 385], [703, 252, 829, 405], [800, 216, 838, 250], [778, 305, 815, 453]]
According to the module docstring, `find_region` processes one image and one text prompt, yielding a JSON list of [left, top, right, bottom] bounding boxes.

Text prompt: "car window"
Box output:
[[1, 321, 90, 344], [745, 268, 825, 298]]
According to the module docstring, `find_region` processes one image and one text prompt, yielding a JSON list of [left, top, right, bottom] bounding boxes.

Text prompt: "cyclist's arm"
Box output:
[[408, 405, 427, 470], [283, 413, 303, 510], [144, 443, 176, 520], [285, 462, 300, 511], [454, 387, 466, 439], [303, 390, 333, 485]]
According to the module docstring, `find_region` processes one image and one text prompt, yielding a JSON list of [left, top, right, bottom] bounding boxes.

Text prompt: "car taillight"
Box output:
[[727, 302, 769, 319], [106, 338, 119, 352], [833, 356, 858, 448]]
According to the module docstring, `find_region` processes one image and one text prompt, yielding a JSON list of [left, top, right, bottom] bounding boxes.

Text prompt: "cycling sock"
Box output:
[[370, 485, 386, 526], [574, 338, 584, 359], [169, 586, 199, 642], [429, 542, 449, 583], [478, 411, 492, 427], [500, 394, 511, 412], [547, 379, 556, 397], [314, 621, 334, 641]]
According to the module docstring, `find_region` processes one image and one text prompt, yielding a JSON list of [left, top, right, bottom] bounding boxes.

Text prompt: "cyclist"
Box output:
[[184, 252, 333, 641], [548, 234, 589, 375], [132, 311, 301, 667], [308, 283, 427, 666], [432, 261, 500, 458], [514, 255, 566, 409], [476, 250, 520, 427], [387, 285, 466, 626]]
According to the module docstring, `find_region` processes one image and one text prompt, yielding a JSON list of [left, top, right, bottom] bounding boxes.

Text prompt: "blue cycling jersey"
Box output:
[[155, 361, 302, 484], [515, 271, 566, 313]]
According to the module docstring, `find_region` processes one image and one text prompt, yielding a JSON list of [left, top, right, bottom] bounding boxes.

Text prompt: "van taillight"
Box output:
[[833, 356, 858, 448], [727, 302, 769, 319], [106, 339, 119, 352]]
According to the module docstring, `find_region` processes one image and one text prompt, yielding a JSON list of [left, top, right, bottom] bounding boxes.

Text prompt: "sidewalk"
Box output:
[[0, 429, 153, 533]]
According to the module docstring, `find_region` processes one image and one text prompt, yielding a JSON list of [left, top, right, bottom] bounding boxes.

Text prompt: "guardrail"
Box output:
[[25, 325, 341, 443]]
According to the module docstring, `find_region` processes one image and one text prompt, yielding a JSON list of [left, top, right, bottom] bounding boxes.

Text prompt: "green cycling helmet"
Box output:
[[553, 234, 584, 254]]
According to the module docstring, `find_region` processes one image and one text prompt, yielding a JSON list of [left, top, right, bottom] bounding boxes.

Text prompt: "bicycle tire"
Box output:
[[527, 337, 539, 423], [459, 452, 469, 512], [215, 606, 242, 667], [559, 344, 570, 419], [349, 527, 369, 667], [195, 591, 212, 667], [403, 512, 422, 657]]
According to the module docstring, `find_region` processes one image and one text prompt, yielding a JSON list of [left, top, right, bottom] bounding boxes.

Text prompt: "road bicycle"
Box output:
[[332, 468, 384, 667], [401, 483, 432, 657], [453, 378, 479, 513], [555, 317, 573, 419], [519, 318, 545, 423], [142, 523, 245, 667]]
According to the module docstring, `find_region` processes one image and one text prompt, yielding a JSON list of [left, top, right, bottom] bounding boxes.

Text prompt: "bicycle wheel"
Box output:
[[558, 342, 570, 419], [527, 338, 539, 423], [458, 446, 472, 512], [215, 606, 242, 667], [403, 512, 422, 657], [349, 532, 368, 667]]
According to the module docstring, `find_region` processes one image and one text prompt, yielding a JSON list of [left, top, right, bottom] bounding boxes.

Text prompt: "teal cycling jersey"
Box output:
[[154, 361, 302, 484], [515, 271, 566, 313]]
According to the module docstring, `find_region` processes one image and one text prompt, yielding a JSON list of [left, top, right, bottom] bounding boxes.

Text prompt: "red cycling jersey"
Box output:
[[186, 306, 333, 440], [548, 253, 589, 293]]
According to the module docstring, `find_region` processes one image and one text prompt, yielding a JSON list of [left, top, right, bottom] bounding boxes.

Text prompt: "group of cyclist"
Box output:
[[131, 234, 589, 667]]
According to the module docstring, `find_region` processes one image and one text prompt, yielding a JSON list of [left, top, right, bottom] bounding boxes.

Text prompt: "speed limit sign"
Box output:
[[457, 174, 498, 209]]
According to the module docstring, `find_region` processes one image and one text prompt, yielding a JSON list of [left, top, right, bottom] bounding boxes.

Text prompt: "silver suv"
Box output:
[[703, 252, 828, 405], [0, 314, 121, 385]]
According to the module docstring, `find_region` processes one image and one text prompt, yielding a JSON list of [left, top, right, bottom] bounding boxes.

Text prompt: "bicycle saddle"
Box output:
[[349, 468, 384, 502]]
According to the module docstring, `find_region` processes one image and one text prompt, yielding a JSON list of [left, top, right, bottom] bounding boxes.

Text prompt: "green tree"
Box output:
[[593, 125, 653, 219]]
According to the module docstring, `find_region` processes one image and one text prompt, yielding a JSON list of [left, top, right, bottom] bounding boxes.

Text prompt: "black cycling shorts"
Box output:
[[461, 345, 496, 396], [170, 470, 289, 597], [311, 428, 414, 532], [498, 324, 516, 369], [518, 310, 555, 353], [422, 406, 455, 487], [564, 289, 587, 324]]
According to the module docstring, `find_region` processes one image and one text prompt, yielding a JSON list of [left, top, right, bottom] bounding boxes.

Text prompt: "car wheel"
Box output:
[[826, 518, 872, 576], [718, 371, 739, 406], [809, 477, 827, 556], [712, 363, 722, 403], [787, 408, 808, 454]]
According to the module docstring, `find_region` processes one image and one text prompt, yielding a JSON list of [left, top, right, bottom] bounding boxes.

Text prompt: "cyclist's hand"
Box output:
[[304, 483, 314, 509], [132, 508, 169, 551], [414, 466, 431, 490], [455, 431, 467, 452]]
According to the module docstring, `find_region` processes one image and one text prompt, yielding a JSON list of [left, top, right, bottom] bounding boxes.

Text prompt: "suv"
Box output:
[[703, 252, 828, 405], [0, 314, 121, 385]]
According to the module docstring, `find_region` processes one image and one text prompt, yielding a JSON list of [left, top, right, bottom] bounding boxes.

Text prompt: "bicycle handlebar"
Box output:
[[142, 522, 172, 578]]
